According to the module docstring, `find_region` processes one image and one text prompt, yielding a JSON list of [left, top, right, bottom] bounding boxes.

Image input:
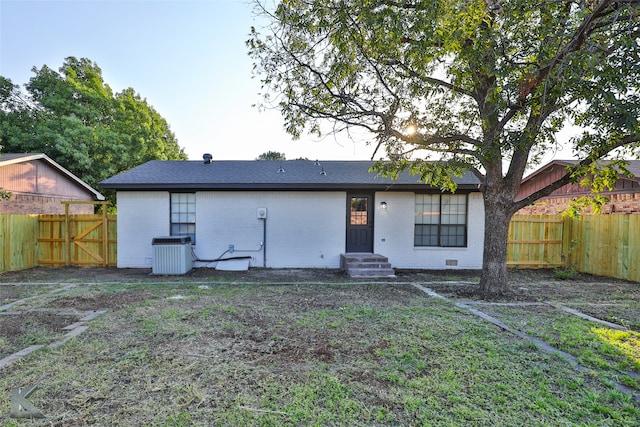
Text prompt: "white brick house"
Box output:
[[100, 159, 485, 271]]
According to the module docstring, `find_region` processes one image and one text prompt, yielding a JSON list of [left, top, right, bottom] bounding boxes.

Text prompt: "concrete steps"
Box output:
[[340, 253, 396, 278]]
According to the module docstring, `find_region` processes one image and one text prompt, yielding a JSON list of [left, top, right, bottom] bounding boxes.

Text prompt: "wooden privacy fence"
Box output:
[[1, 212, 639, 283], [508, 214, 640, 283], [0, 214, 40, 273], [566, 214, 640, 283], [0, 212, 116, 273], [507, 215, 565, 268]]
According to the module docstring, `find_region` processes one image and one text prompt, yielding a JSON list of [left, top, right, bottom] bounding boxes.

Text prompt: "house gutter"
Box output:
[[98, 183, 483, 192]]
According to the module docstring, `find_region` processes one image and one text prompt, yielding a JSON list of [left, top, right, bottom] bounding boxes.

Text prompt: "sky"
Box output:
[[0, 0, 374, 161]]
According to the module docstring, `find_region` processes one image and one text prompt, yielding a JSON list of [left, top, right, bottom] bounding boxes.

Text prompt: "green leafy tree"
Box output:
[[0, 57, 187, 206], [257, 150, 287, 160], [248, 0, 640, 295]]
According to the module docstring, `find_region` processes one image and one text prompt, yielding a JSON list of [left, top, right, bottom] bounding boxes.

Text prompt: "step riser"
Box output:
[[342, 254, 388, 259], [345, 262, 392, 269], [344, 260, 388, 265]]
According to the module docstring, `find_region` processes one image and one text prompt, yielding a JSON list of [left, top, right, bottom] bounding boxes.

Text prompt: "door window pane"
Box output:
[[350, 197, 368, 225]]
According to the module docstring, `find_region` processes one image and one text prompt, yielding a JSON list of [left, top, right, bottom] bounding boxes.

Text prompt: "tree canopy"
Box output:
[[248, 0, 640, 294], [257, 150, 287, 160], [0, 57, 187, 206]]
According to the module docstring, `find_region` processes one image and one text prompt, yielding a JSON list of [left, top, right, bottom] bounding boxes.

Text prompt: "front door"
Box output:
[[346, 192, 374, 252]]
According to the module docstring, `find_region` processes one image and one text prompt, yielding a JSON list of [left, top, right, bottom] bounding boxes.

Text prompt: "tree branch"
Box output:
[[383, 59, 475, 100], [289, 101, 383, 134], [402, 144, 479, 158]]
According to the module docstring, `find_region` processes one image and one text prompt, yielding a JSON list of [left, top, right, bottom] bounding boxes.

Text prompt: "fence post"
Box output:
[[102, 203, 108, 266], [562, 215, 571, 269], [64, 203, 71, 266], [2, 215, 9, 272]]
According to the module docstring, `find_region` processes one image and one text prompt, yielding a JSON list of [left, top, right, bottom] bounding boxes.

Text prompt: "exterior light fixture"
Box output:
[[381, 201, 387, 209]]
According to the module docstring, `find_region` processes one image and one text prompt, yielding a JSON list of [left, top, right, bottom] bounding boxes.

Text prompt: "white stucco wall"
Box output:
[[374, 191, 484, 269], [116, 190, 484, 270], [116, 191, 346, 268], [116, 191, 170, 268], [195, 191, 346, 268]]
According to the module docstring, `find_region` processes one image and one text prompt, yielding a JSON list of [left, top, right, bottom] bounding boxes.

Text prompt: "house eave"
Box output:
[[100, 183, 482, 192]]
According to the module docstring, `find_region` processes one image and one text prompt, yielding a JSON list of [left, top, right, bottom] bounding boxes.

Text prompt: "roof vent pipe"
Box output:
[[203, 153, 213, 164]]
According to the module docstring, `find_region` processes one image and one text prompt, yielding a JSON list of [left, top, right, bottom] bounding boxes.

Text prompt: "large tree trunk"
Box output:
[[479, 189, 516, 296]]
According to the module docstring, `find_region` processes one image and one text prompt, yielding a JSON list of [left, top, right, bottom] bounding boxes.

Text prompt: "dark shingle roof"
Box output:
[[99, 160, 482, 191]]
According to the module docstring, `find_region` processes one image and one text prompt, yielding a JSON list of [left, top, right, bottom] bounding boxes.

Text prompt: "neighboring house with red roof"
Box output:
[[0, 153, 105, 214], [100, 158, 485, 274], [516, 160, 640, 214]]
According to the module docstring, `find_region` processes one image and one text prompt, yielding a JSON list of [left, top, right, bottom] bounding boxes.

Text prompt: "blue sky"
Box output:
[[0, 0, 372, 161]]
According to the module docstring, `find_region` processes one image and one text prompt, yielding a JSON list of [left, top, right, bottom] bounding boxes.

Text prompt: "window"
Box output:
[[350, 197, 368, 225], [415, 194, 467, 247], [170, 193, 196, 244]]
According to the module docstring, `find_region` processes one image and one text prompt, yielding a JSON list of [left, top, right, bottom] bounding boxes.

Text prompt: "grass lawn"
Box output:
[[0, 276, 638, 426]]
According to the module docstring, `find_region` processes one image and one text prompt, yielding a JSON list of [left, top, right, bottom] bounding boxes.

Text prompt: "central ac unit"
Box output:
[[151, 236, 193, 275]]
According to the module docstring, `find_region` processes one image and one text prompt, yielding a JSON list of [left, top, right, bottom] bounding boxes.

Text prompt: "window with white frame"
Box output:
[[170, 193, 196, 244], [415, 193, 467, 247]]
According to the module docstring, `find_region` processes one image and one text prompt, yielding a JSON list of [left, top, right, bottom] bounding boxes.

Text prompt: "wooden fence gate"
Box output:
[[38, 202, 116, 267]]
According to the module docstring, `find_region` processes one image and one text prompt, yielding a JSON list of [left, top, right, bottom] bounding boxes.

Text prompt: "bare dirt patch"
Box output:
[[423, 269, 638, 301], [1, 267, 637, 361], [0, 266, 352, 284], [50, 290, 157, 311], [0, 266, 162, 284], [0, 311, 79, 359], [0, 264, 634, 281], [0, 287, 22, 305], [416, 269, 639, 330], [1, 266, 638, 305]]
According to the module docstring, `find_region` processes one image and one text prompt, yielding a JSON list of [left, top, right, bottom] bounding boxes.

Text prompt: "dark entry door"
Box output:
[[346, 192, 374, 252]]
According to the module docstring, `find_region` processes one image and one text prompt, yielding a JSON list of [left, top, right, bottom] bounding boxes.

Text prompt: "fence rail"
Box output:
[[0, 213, 638, 283]]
